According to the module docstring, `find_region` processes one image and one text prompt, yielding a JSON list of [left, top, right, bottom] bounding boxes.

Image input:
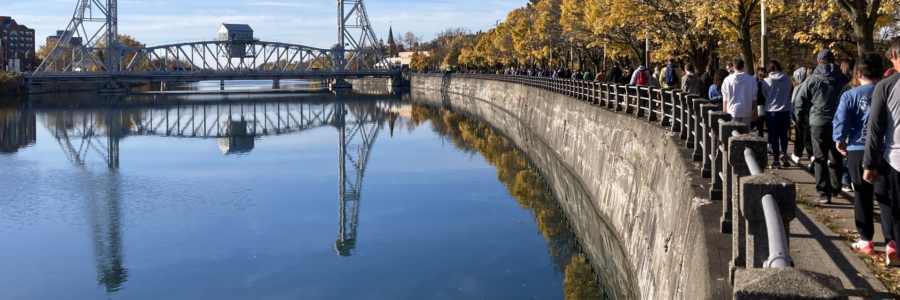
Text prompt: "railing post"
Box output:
[[719, 121, 749, 233], [632, 86, 643, 117], [740, 174, 796, 268], [727, 133, 767, 283], [602, 84, 611, 108], [668, 90, 681, 134], [649, 87, 660, 123], [700, 102, 720, 177], [614, 85, 624, 112], [708, 112, 732, 201], [684, 93, 698, 144], [691, 98, 711, 161]]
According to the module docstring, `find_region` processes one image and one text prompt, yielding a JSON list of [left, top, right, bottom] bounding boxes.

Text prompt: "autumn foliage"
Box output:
[[451, 0, 899, 71]]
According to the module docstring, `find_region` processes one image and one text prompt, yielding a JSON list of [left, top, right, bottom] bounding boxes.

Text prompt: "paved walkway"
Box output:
[[771, 145, 894, 299]]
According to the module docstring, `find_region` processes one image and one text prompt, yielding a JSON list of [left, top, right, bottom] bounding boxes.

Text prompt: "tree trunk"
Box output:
[[853, 19, 876, 55], [739, 25, 756, 72]]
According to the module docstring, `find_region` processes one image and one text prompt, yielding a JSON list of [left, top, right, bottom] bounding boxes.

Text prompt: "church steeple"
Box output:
[[387, 26, 396, 57]]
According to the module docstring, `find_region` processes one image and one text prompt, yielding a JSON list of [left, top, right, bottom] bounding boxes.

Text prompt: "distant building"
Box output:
[[0, 16, 36, 71], [387, 51, 429, 69], [46, 30, 84, 47]]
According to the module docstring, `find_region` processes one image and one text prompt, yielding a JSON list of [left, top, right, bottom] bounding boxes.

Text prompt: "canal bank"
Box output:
[[410, 74, 724, 299]]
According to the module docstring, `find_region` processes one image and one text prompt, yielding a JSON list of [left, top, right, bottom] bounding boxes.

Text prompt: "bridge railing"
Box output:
[[419, 72, 845, 299]]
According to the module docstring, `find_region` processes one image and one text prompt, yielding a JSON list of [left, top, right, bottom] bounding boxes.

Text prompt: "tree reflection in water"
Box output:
[[410, 105, 605, 300]]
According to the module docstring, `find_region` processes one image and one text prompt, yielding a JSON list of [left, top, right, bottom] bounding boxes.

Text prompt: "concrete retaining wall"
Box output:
[[410, 75, 713, 300]]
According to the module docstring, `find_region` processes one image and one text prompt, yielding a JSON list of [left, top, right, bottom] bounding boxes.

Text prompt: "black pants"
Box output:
[[793, 119, 814, 158], [848, 151, 892, 242], [767, 112, 791, 161], [810, 125, 843, 196], [755, 116, 766, 137], [888, 167, 900, 245]]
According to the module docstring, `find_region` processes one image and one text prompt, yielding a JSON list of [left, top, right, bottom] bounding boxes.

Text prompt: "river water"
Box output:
[[0, 84, 617, 300]]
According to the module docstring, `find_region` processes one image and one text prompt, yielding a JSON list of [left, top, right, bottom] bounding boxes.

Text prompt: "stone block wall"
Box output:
[[411, 75, 712, 300]]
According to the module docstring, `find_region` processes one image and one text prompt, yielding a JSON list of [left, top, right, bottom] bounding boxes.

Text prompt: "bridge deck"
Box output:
[[25, 70, 401, 84]]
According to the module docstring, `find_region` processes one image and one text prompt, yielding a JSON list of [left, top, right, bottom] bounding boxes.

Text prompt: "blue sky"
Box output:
[[6, 0, 523, 49]]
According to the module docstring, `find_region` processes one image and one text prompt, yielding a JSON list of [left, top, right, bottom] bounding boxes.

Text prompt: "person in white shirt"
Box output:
[[721, 59, 758, 124]]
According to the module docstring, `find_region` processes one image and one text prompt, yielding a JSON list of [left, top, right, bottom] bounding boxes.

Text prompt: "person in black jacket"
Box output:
[[795, 49, 851, 204], [700, 64, 714, 100], [606, 63, 623, 83]]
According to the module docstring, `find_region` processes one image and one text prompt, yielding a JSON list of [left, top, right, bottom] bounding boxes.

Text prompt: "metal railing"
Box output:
[[743, 149, 794, 268]]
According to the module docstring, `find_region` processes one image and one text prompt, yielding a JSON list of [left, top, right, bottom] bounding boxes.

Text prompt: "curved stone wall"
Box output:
[[410, 75, 714, 300]]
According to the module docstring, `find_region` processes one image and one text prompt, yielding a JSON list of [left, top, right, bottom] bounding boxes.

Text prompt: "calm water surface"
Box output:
[[0, 89, 605, 299]]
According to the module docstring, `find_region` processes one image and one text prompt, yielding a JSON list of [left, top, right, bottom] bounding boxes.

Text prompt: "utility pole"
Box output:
[[603, 44, 607, 71], [760, 0, 767, 67], [645, 34, 649, 67]]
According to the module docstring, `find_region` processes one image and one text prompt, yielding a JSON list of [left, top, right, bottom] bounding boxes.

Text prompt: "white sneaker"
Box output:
[[791, 154, 801, 165]]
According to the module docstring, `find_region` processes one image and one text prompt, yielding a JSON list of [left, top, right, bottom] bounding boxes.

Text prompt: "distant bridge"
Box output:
[[26, 0, 400, 88]]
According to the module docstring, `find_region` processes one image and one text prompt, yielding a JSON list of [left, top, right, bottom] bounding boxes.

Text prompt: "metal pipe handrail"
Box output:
[[744, 148, 793, 268]]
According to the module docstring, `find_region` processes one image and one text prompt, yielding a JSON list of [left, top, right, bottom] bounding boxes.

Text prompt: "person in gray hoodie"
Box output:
[[794, 49, 851, 203], [761, 60, 793, 168]]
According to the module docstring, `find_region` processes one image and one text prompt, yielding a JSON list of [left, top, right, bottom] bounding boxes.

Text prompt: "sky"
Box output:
[[5, 0, 523, 49]]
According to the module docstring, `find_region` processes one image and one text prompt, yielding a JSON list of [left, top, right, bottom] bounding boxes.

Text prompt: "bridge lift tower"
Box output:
[[37, 0, 389, 91]]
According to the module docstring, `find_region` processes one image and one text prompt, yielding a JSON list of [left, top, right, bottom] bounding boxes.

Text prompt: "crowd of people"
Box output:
[[459, 38, 900, 267]]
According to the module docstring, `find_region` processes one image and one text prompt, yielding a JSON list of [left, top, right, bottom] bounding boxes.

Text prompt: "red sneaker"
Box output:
[[887, 241, 900, 267], [852, 239, 876, 255]]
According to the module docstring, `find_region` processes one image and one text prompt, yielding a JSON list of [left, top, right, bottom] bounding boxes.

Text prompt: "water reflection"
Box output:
[[409, 106, 605, 299], [30, 95, 398, 296], [1, 92, 609, 299], [0, 104, 36, 153]]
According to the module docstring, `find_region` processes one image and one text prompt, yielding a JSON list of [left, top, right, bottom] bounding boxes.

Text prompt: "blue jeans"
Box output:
[[766, 112, 791, 162]]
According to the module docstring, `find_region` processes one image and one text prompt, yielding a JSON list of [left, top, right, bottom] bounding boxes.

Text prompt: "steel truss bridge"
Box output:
[[7, 98, 402, 293], [26, 0, 399, 86]]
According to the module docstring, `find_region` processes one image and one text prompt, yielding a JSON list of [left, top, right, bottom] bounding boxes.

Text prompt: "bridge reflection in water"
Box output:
[[2, 93, 405, 295], [0, 93, 608, 299]]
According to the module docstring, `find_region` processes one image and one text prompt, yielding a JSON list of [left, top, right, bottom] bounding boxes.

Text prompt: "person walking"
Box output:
[[761, 60, 793, 169], [834, 52, 889, 256], [701, 64, 715, 99], [583, 70, 595, 81], [681, 63, 702, 95], [864, 37, 900, 265], [661, 59, 681, 89], [755, 67, 769, 137], [606, 63, 623, 83], [708, 69, 728, 105], [791, 67, 816, 166], [628, 62, 652, 86], [840, 57, 858, 191], [794, 49, 851, 204], [722, 59, 758, 124]]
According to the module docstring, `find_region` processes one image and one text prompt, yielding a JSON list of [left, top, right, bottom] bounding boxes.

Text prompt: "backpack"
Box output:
[[664, 66, 678, 86], [636, 70, 649, 85], [684, 74, 700, 94]]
